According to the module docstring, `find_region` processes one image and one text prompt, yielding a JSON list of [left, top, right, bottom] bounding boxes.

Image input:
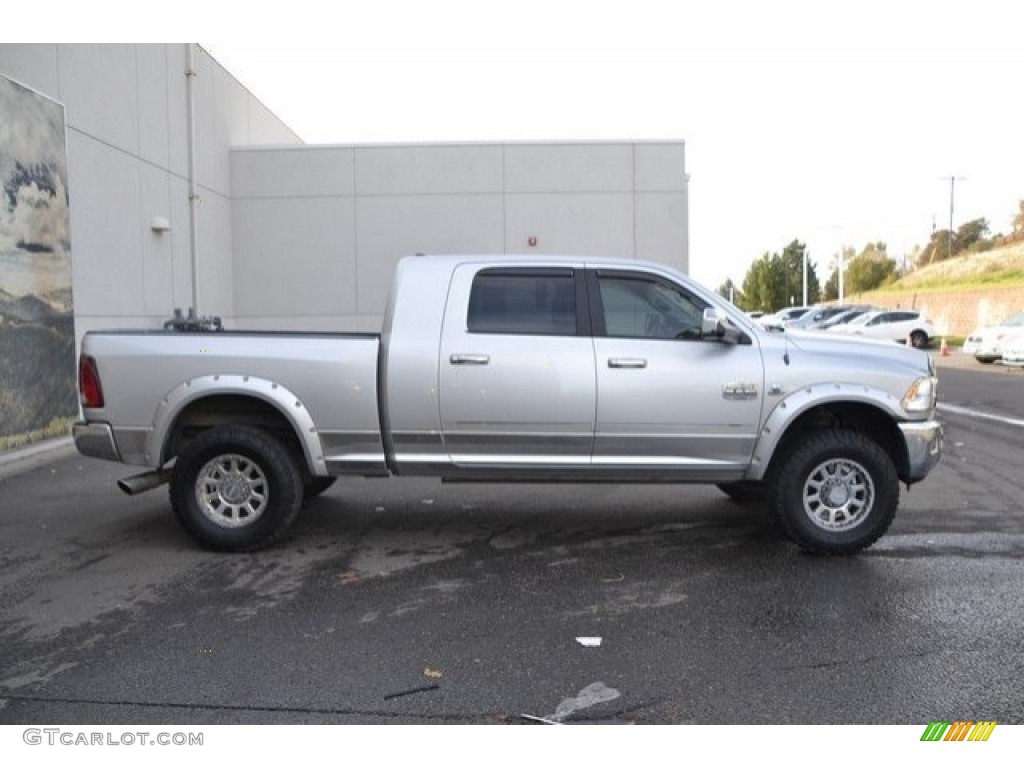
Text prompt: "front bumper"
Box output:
[[898, 419, 943, 483], [72, 421, 121, 463]]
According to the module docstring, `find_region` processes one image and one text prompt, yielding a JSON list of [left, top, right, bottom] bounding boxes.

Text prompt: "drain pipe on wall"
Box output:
[[185, 43, 201, 316]]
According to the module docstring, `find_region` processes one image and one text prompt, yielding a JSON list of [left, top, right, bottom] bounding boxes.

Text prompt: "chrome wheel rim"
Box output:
[[195, 453, 268, 528], [802, 458, 874, 532]]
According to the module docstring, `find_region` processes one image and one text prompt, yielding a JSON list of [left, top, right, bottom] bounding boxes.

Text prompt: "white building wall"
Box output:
[[2, 44, 688, 338], [0, 43, 302, 339], [230, 141, 688, 331]]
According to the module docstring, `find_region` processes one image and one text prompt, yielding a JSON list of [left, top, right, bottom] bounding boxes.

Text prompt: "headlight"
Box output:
[[903, 375, 937, 413]]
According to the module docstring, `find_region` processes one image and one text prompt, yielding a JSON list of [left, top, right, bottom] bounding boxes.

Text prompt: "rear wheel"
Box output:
[[910, 330, 929, 349], [770, 429, 898, 554], [169, 426, 304, 551]]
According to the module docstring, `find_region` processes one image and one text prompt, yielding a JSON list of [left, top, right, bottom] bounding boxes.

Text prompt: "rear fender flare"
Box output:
[[146, 375, 325, 475]]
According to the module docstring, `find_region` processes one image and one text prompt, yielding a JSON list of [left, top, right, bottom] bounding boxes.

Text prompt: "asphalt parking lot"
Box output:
[[0, 350, 1022, 725]]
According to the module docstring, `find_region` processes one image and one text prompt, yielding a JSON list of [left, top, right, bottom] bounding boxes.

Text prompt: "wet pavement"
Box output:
[[0, 363, 1021, 724]]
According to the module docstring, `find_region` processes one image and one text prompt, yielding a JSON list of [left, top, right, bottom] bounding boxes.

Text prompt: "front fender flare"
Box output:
[[746, 382, 905, 481]]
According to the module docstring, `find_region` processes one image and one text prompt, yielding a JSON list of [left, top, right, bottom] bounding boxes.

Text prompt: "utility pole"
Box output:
[[944, 175, 966, 261], [802, 249, 808, 306]]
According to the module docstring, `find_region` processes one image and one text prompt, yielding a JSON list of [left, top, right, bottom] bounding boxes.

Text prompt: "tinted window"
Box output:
[[467, 270, 577, 335], [598, 275, 708, 340]]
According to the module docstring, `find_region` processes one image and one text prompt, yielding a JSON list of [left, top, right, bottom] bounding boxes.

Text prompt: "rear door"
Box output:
[[438, 264, 596, 467]]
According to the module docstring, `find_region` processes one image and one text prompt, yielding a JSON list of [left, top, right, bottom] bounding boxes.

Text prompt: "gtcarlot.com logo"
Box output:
[[920, 721, 997, 742], [23, 729, 203, 747]]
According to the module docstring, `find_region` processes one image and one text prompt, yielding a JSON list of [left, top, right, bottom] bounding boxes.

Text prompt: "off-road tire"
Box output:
[[169, 426, 304, 552], [770, 429, 899, 554]]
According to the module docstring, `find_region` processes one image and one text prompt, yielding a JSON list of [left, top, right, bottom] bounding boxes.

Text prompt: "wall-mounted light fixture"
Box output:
[[150, 216, 171, 233]]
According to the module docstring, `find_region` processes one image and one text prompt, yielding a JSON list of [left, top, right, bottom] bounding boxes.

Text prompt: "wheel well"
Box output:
[[163, 395, 306, 467], [765, 402, 910, 483]]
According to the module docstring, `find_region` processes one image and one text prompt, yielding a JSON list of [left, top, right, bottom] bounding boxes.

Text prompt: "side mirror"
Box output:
[[702, 308, 746, 345]]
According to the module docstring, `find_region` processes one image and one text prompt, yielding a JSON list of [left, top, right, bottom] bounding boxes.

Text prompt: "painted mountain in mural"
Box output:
[[1, 74, 75, 449]]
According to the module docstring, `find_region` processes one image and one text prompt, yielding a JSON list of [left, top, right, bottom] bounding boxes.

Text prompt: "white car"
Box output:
[[999, 331, 1024, 366], [829, 309, 934, 348], [759, 306, 812, 332], [962, 310, 1024, 363]]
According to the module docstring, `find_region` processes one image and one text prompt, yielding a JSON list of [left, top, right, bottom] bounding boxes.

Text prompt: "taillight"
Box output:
[[79, 355, 104, 408]]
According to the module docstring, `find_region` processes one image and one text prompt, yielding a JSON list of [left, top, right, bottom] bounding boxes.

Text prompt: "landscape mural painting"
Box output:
[[0, 75, 76, 451]]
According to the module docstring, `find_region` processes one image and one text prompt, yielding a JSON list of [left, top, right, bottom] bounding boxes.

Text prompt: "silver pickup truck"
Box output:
[[74, 254, 942, 554]]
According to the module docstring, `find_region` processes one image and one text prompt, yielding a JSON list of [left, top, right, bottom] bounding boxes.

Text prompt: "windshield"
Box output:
[[1003, 311, 1024, 327]]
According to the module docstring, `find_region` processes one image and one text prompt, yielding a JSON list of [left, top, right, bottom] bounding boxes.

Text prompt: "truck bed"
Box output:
[[79, 330, 386, 475]]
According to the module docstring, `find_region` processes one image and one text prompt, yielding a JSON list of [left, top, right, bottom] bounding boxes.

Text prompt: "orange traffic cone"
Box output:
[[940, 337, 950, 357]]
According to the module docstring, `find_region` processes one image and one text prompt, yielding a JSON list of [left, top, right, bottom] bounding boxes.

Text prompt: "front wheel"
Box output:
[[910, 330, 929, 349], [169, 426, 304, 552], [770, 429, 899, 554]]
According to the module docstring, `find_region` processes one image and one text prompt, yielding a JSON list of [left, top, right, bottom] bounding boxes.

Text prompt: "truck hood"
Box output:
[[776, 328, 933, 378]]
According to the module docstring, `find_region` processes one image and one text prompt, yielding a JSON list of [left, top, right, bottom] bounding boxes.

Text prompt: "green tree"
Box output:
[[956, 217, 991, 254], [739, 240, 820, 312], [717, 278, 741, 305], [822, 269, 839, 302], [844, 242, 898, 294], [1013, 200, 1024, 242], [917, 229, 954, 266]]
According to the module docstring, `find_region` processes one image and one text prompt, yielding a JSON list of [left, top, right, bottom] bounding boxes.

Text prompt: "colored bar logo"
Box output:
[[921, 721, 997, 742]]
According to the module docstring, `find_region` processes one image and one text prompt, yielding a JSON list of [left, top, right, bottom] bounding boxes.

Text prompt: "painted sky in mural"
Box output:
[[0, 75, 76, 446], [1, 77, 71, 300]]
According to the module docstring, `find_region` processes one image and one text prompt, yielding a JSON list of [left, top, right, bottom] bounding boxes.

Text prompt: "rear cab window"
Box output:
[[467, 268, 583, 336]]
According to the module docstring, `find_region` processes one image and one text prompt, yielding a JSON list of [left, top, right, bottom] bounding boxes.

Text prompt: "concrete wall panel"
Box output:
[[232, 196, 357, 321], [231, 147, 355, 199], [139, 163, 175, 315], [635, 143, 688, 191], [135, 45, 171, 170], [505, 193, 635, 257], [355, 145, 503, 195], [504, 143, 634, 192], [635, 192, 689, 273], [0, 44, 60, 96], [66, 132, 144, 318], [59, 45, 139, 155]]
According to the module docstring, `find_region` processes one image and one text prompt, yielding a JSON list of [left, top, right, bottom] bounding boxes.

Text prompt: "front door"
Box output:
[[589, 269, 764, 477]]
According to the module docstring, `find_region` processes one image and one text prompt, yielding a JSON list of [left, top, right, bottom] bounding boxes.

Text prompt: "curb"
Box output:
[[0, 437, 76, 481]]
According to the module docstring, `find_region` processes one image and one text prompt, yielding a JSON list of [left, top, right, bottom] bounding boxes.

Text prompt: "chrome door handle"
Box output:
[[608, 358, 647, 369], [450, 354, 491, 365]]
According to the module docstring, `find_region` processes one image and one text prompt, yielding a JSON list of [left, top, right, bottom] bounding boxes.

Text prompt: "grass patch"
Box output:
[[0, 416, 75, 452]]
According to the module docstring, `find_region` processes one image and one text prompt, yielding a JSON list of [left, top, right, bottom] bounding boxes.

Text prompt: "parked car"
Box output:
[[1000, 331, 1024, 367], [819, 308, 872, 330], [789, 305, 873, 331], [962, 310, 1024, 363], [759, 306, 812, 331], [786, 306, 852, 330], [829, 309, 934, 348]]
